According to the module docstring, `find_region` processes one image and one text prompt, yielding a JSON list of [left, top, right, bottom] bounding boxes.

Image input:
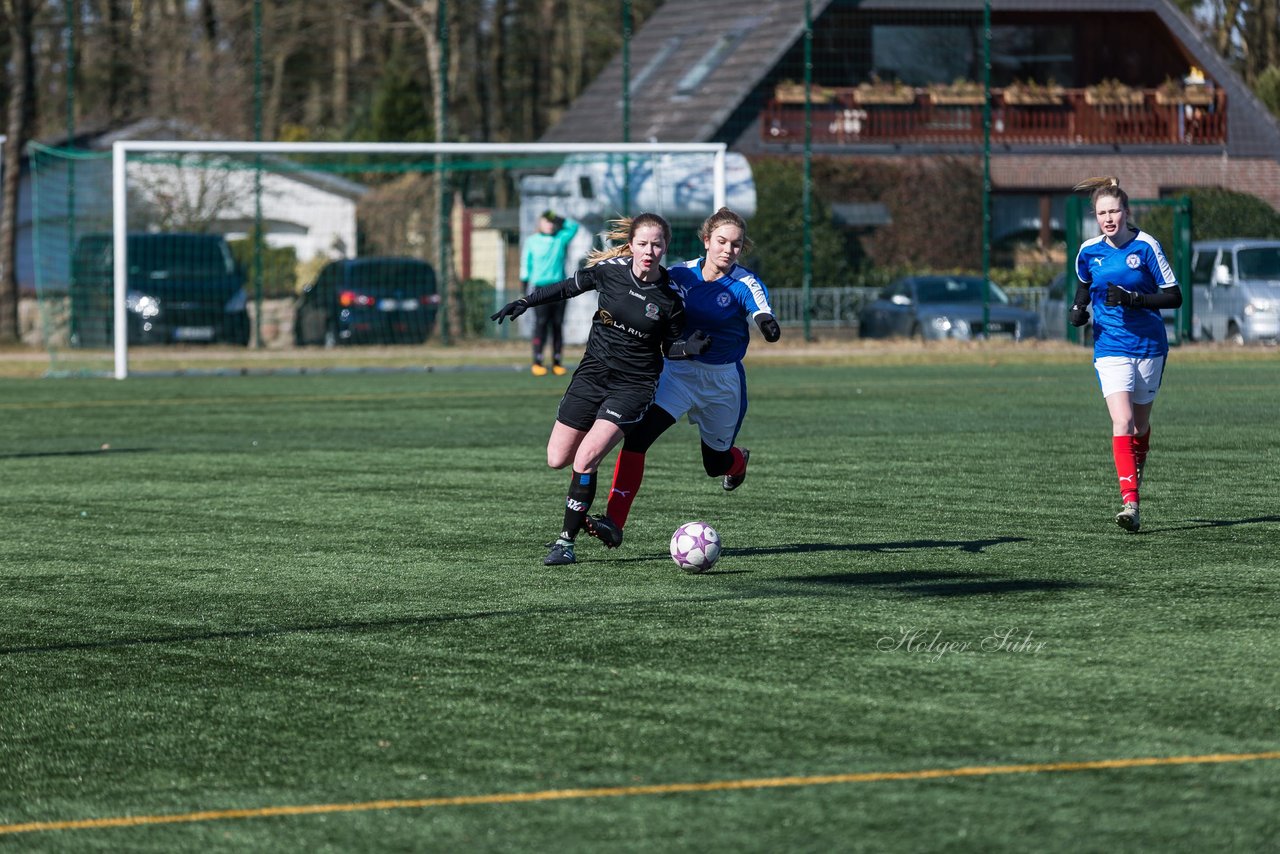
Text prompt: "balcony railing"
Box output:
[[761, 86, 1227, 147]]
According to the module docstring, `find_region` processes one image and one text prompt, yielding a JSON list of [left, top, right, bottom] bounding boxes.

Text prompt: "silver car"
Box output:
[[1190, 240, 1280, 344], [858, 275, 1043, 341]]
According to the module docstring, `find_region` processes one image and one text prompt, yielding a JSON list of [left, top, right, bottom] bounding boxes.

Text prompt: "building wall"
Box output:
[[991, 154, 1280, 209]]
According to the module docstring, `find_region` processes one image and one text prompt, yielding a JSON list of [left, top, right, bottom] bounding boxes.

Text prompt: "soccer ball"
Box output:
[[670, 521, 722, 573]]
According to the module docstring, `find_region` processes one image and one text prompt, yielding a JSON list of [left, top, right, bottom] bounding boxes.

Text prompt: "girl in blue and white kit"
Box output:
[[1069, 176, 1183, 533]]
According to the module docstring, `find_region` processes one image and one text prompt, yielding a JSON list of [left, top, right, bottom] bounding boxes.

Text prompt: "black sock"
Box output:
[[701, 442, 735, 477], [561, 470, 597, 540]]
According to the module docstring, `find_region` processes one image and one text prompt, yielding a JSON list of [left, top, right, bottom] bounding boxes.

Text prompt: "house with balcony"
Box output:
[[540, 0, 1280, 253]]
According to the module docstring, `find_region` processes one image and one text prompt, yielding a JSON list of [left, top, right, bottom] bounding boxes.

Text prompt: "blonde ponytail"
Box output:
[[1073, 175, 1128, 210], [584, 213, 673, 266]]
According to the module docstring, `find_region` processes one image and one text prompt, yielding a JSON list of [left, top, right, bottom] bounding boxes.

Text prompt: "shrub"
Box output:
[[863, 158, 983, 270], [1140, 187, 1280, 245], [1255, 65, 1280, 118], [227, 235, 299, 298], [745, 155, 1036, 285], [745, 157, 852, 288], [458, 277, 497, 337]]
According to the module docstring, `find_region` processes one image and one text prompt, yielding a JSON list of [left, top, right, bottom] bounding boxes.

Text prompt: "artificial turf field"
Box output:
[[1, 350, 1277, 851]]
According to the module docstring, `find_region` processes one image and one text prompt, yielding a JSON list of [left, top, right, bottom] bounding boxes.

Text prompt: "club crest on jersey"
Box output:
[[717, 293, 732, 308], [1127, 254, 1141, 269], [645, 303, 659, 320]]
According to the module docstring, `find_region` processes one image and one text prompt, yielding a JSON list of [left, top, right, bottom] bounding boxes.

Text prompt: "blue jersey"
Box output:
[[668, 260, 774, 365], [1075, 229, 1177, 358]]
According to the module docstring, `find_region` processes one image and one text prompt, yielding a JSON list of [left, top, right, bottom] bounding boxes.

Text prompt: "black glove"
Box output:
[[756, 314, 781, 343], [491, 298, 530, 324], [1105, 284, 1145, 308], [684, 329, 711, 355], [1069, 304, 1090, 327], [667, 329, 711, 359]]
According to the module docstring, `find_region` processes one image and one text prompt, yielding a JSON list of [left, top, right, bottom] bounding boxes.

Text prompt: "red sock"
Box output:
[[1134, 428, 1150, 471], [1112, 435, 1139, 504], [606, 450, 645, 528], [726, 447, 747, 477]]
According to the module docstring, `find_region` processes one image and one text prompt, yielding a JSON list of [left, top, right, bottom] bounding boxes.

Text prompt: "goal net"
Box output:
[[28, 141, 751, 378]]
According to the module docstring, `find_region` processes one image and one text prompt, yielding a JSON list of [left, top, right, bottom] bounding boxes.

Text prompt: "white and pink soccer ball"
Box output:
[[669, 521, 722, 573]]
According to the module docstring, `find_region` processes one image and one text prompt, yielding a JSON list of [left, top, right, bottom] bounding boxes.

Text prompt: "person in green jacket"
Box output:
[[521, 210, 581, 375]]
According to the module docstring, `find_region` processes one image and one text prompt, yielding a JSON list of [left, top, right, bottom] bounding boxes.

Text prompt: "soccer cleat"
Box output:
[[552, 364, 568, 376], [722, 448, 750, 491], [584, 514, 624, 549], [1115, 502, 1141, 533], [531, 364, 549, 377], [544, 538, 576, 565]]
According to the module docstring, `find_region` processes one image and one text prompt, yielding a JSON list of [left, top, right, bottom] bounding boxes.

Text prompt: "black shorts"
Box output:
[[556, 358, 657, 434]]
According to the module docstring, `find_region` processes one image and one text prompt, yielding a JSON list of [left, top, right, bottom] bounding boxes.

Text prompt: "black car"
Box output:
[[858, 274, 1043, 341], [294, 257, 440, 346], [69, 233, 251, 347]]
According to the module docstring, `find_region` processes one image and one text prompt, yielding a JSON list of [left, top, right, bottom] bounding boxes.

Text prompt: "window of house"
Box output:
[[872, 25, 976, 85], [870, 24, 1072, 86]]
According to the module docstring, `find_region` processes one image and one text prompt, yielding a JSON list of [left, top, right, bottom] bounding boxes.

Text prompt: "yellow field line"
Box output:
[[2, 750, 1277, 836]]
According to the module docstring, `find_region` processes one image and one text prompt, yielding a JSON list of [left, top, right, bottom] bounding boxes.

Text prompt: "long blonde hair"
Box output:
[[698, 207, 754, 256], [1073, 175, 1129, 211], [585, 213, 672, 266]]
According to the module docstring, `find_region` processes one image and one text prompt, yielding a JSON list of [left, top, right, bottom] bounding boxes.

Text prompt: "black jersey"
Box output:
[[528, 257, 687, 380]]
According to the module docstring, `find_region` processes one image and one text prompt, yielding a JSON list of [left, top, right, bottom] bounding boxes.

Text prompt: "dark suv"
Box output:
[[70, 233, 251, 347]]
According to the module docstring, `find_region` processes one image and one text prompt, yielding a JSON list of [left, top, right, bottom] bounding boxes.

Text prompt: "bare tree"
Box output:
[[331, 0, 351, 129], [1, 0, 35, 343], [386, 0, 463, 342]]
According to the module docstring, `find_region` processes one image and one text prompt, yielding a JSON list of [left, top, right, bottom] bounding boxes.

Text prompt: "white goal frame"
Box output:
[[110, 140, 729, 379]]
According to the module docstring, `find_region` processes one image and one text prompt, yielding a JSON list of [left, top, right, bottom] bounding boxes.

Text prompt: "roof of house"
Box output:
[[540, 0, 1280, 161], [540, 0, 827, 146], [46, 118, 369, 200]]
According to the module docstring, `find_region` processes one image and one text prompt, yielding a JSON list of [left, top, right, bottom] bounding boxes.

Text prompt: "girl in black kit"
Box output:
[[492, 213, 709, 565]]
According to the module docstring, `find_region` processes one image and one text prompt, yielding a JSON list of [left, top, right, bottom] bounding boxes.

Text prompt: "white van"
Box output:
[[1189, 240, 1280, 344]]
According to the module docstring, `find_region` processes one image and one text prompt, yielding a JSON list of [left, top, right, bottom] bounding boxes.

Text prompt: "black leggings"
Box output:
[[531, 302, 567, 363], [622, 405, 735, 477]]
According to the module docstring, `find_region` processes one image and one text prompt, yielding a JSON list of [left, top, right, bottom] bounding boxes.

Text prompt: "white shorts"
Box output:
[[653, 359, 747, 452], [1094, 356, 1166, 404]]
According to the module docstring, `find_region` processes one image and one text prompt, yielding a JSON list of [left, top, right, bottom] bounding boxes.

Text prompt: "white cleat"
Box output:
[[1115, 502, 1140, 533]]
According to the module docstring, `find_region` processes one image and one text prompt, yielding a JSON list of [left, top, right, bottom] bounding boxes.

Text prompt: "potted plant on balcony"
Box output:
[[1085, 79, 1145, 106], [774, 80, 836, 104], [854, 76, 916, 105], [1002, 78, 1065, 106], [927, 78, 985, 105], [1155, 76, 1214, 106]]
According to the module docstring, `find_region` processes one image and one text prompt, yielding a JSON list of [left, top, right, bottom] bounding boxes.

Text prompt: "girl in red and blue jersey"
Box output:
[[1069, 176, 1183, 533]]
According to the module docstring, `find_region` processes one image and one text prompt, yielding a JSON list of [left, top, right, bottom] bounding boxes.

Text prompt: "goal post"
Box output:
[[101, 141, 732, 379], [28, 140, 744, 378]]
